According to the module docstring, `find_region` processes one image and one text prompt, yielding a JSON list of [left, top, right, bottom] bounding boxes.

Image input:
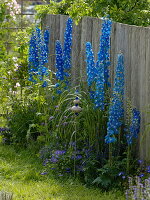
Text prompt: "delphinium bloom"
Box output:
[[94, 18, 112, 110], [55, 18, 73, 89], [28, 31, 39, 82], [85, 42, 97, 87], [126, 108, 140, 145], [94, 61, 105, 110], [44, 29, 50, 54], [28, 27, 49, 86], [98, 18, 112, 87], [55, 40, 64, 80], [105, 53, 124, 144], [63, 18, 73, 71], [85, 18, 112, 110]]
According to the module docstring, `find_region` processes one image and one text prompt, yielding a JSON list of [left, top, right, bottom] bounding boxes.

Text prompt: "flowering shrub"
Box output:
[[2, 0, 20, 20]]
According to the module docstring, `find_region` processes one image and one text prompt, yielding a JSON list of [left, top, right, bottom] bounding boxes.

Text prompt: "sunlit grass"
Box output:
[[0, 144, 125, 200]]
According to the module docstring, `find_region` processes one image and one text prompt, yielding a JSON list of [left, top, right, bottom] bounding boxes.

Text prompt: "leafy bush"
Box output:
[[35, 0, 150, 26]]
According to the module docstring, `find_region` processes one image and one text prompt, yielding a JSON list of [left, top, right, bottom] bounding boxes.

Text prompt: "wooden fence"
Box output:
[[42, 14, 150, 161]]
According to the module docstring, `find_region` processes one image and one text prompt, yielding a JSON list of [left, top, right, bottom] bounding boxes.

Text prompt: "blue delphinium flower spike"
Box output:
[[126, 108, 140, 145], [28, 27, 49, 86], [94, 61, 105, 110], [105, 53, 124, 144], [44, 29, 50, 54], [63, 18, 73, 70], [85, 42, 97, 87], [97, 18, 112, 87], [55, 40, 64, 80]]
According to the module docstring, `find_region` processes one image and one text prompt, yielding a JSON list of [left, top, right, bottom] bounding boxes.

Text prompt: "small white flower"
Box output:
[[15, 82, 20, 87], [12, 57, 18, 62]]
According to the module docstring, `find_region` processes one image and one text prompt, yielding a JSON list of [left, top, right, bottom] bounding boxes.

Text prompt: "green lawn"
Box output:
[[0, 144, 125, 200]]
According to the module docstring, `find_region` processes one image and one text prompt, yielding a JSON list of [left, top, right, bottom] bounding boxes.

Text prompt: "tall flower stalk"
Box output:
[[55, 18, 73, 88], [97, 18, 112, 87], [85, 18, 112, 111], [126, 108, 140, 173], [105, 53, 125, 144], [28, 27, 49, 87]]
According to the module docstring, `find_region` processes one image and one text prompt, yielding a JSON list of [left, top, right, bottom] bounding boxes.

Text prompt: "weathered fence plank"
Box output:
[[42, 14, 150, 161]]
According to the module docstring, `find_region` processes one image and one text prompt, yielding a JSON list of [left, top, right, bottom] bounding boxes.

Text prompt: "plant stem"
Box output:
[[74, 114, 77, 177], [127, 145, 130, 174], [109, 143, 113, 167]]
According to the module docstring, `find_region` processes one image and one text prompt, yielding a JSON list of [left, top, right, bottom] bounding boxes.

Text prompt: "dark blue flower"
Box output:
[[41, 172, 48, 175], [50, 156, 58, 163], [126, 108, 140, 145], [139, 174, 145, 178], [28, 27, 49, 86], [97, 18, 112, 87], [85, 42, 97, 86], [55, 17, 73, 87], [63, 18, 73, 70], [44, 29, 50, 54], [85, 18, 112, 111], [54, 150, 66, 155], [105, 53, 124, 144], [55, 40, 64, 80]]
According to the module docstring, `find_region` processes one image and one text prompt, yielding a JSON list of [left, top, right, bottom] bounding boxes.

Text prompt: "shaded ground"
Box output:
[[0, 144, 125, 200]]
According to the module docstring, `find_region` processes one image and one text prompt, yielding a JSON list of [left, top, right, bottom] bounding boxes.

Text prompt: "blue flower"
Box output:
[[105, 53, 124, 144], [139, 174, 145, 178], [55, 18, 73, 86], [85, 42, 97, 86], [85, 18, 112, 110], [50, 156, 58, 163], [63, 18, 73, 70], [42, 81, 48, 87], [28, 27, 49, 86], [55, 40, 64, 80], [97, 18, 112, 87], [54, 150, 66, 155], [44, 29, 50, 54], [40, 172, 48, 175], [126, 108, 140, 145]]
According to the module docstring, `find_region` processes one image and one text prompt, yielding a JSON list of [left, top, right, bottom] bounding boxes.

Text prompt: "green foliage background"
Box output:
[[36, 0, 150, 26]]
